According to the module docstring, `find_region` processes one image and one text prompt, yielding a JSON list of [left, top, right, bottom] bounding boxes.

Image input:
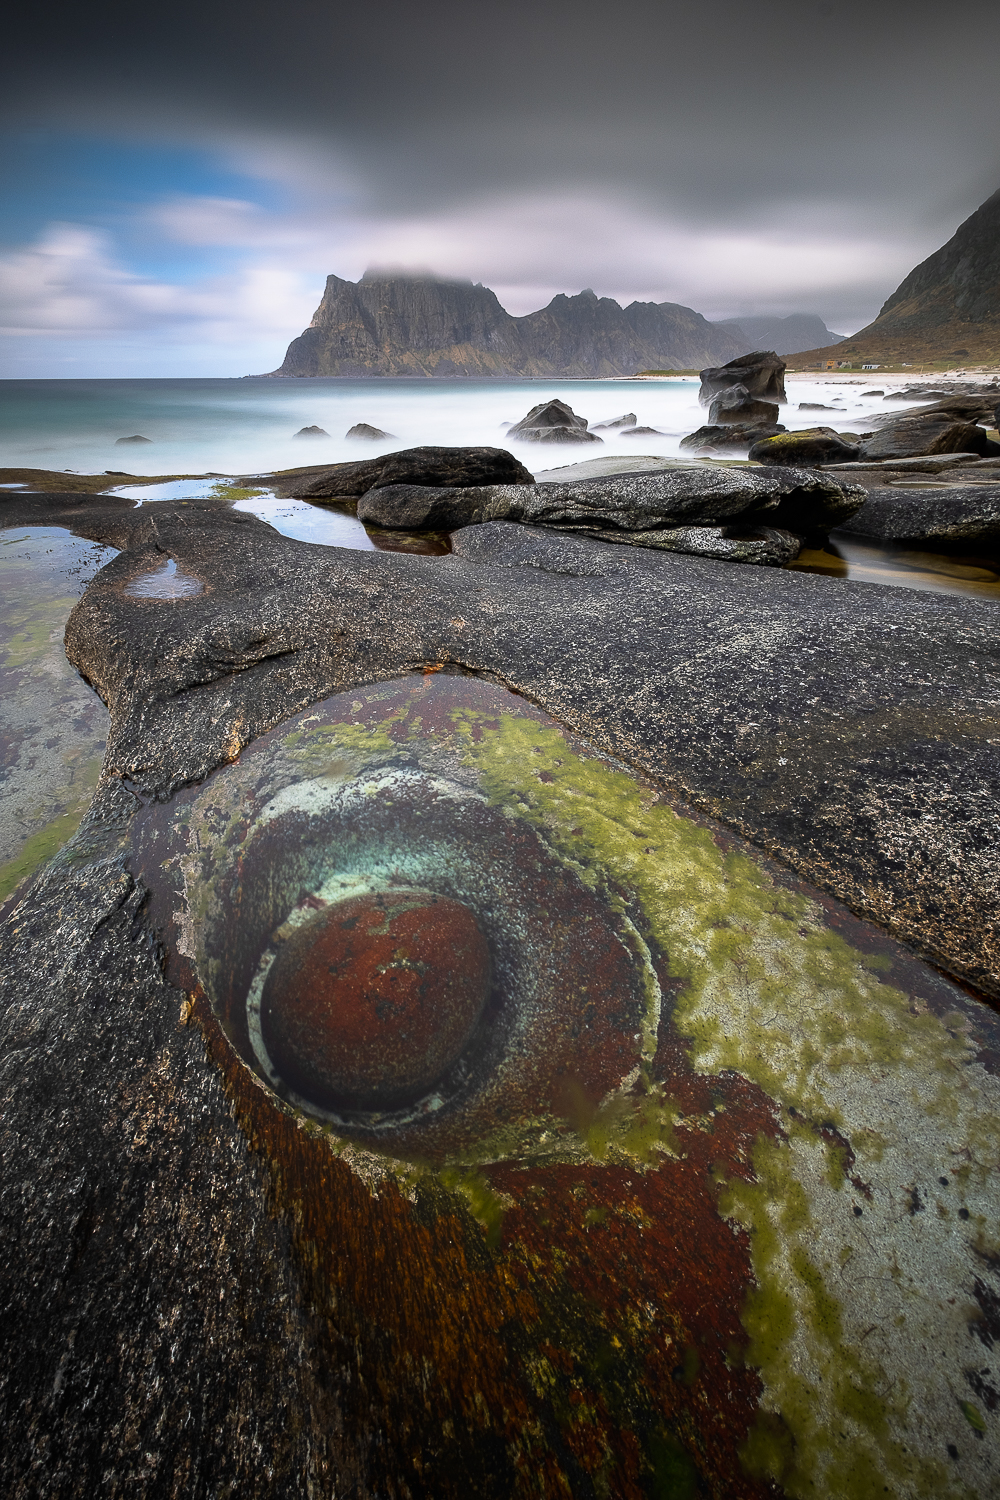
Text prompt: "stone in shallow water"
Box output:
[[260, 888, 490, 1110]]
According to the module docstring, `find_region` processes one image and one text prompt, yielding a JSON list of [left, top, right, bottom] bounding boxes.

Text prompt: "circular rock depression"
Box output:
[[259, 888, 491, 1110]]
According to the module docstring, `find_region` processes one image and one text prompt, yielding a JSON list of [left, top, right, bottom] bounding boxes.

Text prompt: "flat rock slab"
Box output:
[[357, 464, 864, 546], [843, 485, 1000, 546], [2, 492, 1000, 1499], [291, 445, 535, 500]]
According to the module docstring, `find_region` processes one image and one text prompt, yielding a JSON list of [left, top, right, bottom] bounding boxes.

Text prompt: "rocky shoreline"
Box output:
[[2, 434, 1000, 1497]]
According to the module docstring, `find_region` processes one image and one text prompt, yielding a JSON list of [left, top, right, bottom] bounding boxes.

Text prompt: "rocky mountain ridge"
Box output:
[[268, 272, 754, 378], [788, 186, 1000, 368]]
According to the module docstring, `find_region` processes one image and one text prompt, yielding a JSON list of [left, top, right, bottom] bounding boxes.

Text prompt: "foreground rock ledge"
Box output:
[[1, 491, 999, 1498]]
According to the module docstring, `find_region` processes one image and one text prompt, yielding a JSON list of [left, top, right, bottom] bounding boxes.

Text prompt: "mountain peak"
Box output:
[[272, 271, 750, 377]]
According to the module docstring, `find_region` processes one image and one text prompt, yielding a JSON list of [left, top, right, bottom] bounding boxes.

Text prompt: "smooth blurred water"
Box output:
[[0, 376, 926, 478]]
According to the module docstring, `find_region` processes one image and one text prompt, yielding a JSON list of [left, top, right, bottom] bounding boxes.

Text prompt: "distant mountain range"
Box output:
[[716, 314, 846, 356], [266, 273, 844, 379], [788, 187, 1000, 369]]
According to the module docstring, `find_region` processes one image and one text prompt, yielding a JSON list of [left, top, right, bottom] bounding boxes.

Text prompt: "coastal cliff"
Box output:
[[270, 272, 751, 377]]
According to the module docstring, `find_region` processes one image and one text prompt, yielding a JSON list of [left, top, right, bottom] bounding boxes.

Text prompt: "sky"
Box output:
[[1, 0, 998, 378]]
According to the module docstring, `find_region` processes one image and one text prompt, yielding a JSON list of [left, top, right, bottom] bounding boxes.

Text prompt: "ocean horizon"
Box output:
[[0, 373, 896, 479]]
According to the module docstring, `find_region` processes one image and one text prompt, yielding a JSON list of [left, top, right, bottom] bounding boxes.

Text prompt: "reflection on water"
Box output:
[[127, 670, 1000, 1497], [0, 526, 116, 908], [124, 557, 204, 598], [234, 493, 376, 549], [113, 478, 227, 500], [234, 492, 449, 554], [791, 533, 1000, 600]]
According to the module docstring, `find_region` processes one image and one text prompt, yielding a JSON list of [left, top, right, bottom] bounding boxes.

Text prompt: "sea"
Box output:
[[0, 374, 898, 478]]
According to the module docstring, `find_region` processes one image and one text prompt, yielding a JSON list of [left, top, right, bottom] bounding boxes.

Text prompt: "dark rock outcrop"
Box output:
[[590, 413, 637, 430], [115, 435, 152, 445], [2, 488, 999, 1500], [748, 428, 862, 467], [295, 426, 330, 438], [859, 416, 995, 462], [267, 272, 751, 378], [841, 484, 1000, 547], [346, 423, 395, 440], [292, 446, 535, 500], [699, 351, 786, 406], [707, 383, 780, 427], [679, 423, 786, 454], [619, 426, 666, 438], [505, 400, 601, 444], [356, 463, 863, 556]]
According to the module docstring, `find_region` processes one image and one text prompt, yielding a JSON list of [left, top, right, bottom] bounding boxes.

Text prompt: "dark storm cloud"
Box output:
[[2, 0, 999, 361], [5, 0, 998, 224]]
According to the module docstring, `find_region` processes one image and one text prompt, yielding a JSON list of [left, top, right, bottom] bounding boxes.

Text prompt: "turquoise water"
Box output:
[[0, 376, 921, 479]]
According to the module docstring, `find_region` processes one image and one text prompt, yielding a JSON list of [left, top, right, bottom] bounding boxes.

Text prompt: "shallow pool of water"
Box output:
[[0, 526, 118, 909], [233, 494, 376, 549], [791, 533, 1000, 600], [124, 557, 205, 598]]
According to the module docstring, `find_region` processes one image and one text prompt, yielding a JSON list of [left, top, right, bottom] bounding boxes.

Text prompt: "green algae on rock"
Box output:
[[125, 671, 1000, 1499], [0, 527, 116, 909]]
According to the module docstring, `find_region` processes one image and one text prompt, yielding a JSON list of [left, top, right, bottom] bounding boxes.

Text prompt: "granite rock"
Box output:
[[357, 463, 863, 547], [748, 427, 862, 467], [707, 383, 780, 427], [505, 399, 601, 444], [589, 412, 637, 430], [2, 489, 999, 1498], [346, 423, 395, 440], [699, 350, 786, 406], [679, 422, 786, 453], [840, 483, 1000, 547], [292, 445, 535, 500], [859, 416, 995, 461]]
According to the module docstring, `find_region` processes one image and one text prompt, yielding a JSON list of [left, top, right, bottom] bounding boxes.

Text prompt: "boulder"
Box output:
[[840, 484, 1000, 548], [699, 350, 786, 406], [679, 423, 786, 453], [506, 399, 601, 444], [798, 402, 837, 411], [295, 426, 330, 438], [115, 435, 153, 445], [293, 446, 535, 500], [873, 394, 998, 424], [748, 428, 862, 467], [589, 413, 637, 430], [708, 383, 780, 427], [861, 389, 884, 396], [346, 423, 395, 440], [883, 386, 954, 401], [619, 425, 666, 437], [859, 416, 997, 462], [357, 462, 863, 551]]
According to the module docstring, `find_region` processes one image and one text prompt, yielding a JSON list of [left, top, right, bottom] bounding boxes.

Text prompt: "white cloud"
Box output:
[[0, 174, 943, 375], [0, 221, 317, 343]]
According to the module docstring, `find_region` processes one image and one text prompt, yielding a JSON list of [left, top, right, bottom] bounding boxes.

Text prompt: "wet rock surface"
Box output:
[[699, 349, 786, 405], [859, 413, 998, 461], [290, 444, 535, 500], [749, 426, 862, 467], [357, 463, 863, 553], [707, 382, 779, 427], [2, 484, 1000, 1498], [504, 398, 602, 444], [679, 421, 786, 453], [842, 483, 1000, 547]]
